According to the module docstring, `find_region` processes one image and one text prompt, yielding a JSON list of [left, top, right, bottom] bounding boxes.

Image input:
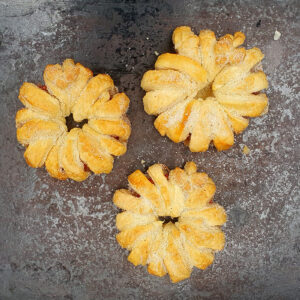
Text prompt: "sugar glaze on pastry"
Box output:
[[113, 162, 226, 283], [141, 27, 268, 151], [16, 59, 131, 181]]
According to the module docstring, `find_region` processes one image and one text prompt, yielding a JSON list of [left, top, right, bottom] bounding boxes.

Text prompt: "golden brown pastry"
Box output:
[[141, 27, 268, 151], [113, 161, 226, 283], [16, 59, 131, 181]]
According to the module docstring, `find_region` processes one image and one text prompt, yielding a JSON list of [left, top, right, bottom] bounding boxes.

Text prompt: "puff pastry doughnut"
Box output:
[[113, 162, 226, 283], [16, 59, 131, 181], [141, 27, 268, 151]]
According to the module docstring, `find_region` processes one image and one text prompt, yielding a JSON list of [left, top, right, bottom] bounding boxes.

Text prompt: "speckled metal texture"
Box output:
[[0, 1, 299, 299]]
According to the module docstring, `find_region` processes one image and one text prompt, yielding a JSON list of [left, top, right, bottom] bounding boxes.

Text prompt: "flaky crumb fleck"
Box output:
[[141, 160, 146, 167], [274, 30, 281, 41], [154, 51, 159, 56], [243, 145, 250, 155]]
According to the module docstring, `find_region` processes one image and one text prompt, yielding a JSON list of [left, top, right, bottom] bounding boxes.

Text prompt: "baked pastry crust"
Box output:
[[16, 59, 131, 181], [141, 27, 268, 151], [113, 162, 226, 283]]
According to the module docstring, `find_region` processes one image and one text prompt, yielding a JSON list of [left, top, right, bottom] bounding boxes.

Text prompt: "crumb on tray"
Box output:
[[243, 145, 250, 155], [274, 30, 281, 40]]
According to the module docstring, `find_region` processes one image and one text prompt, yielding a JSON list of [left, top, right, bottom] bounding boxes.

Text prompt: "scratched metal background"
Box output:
[[0, 0, 299, 299]]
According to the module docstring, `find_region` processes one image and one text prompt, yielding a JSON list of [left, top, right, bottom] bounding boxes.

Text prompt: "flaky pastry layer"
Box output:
[[16, 59, 131, 181], [141, 27, 268, 151], [113, 162, 227, 283]]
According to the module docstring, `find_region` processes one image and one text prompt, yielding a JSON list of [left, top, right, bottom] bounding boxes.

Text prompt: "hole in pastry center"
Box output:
[[66, 113, 88, 131], [158, 216, 179, 225], [195, 83, 214, 100]]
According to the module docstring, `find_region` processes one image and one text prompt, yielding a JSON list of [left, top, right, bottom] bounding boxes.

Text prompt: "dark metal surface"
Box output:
[[0, 1, 299, 299]]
